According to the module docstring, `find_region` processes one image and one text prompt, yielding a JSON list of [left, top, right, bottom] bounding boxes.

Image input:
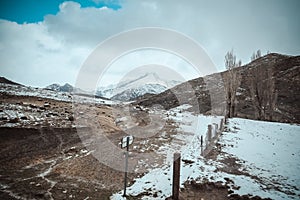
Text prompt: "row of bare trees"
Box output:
[[224, 50, 242, 118], [251, 50, 262, 61], [224, 49, 277, 121]]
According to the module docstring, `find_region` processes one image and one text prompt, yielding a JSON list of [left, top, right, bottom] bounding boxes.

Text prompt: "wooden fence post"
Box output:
[[220, 118, 224, 132], [213, 123, 218, 137], [200, 135, 203, 147], [123, 137, 130, 197], [207, 125, 212, 142], [172, 152, 181, 200]]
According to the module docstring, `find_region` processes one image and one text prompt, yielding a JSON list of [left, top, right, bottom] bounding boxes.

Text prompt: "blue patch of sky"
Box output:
[[0, 0, 122, 24]]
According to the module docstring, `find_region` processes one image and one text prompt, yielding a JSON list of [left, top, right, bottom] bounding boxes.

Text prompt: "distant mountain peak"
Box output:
[[96, 72, 182, 101], [46, 83, 74, 93]]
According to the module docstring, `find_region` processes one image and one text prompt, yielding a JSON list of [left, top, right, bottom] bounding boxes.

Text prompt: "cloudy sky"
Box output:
[[0, 0, 299, 87]]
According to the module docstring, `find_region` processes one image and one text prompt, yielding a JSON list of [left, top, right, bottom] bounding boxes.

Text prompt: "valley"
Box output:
[[0, 54, 299, 200]]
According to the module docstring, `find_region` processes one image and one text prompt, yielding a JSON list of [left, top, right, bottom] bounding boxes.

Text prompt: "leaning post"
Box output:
[[207, 124, 212, 142], [123, 137, 130, 197], [220, 118, 224, 132], [172, 152, 181, 200]]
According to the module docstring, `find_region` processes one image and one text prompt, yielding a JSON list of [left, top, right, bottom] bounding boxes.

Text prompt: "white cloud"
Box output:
[[97, 49, 200, 86], [0, 0, 299, 87], [0, 18, 91, 87]]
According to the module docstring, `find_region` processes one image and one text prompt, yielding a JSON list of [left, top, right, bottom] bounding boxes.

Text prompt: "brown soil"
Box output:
[[0, 93, 281, 200], [0, 94, 142, 199], [0, 127, 135, 200], [0, 94, 180, 199]]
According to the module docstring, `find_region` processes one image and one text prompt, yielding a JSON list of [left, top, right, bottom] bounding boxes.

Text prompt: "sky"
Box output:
[[0, 0, 299, 87]]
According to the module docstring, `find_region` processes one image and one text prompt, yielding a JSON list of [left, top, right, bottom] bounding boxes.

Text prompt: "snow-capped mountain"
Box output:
[[96, 84, 115, 98], [111, 83, 167, 101], [46, 83, 74, 93], [96, 72, 181, 101]]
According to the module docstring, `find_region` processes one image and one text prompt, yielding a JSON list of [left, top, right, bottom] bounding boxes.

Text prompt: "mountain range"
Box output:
[[46, 83, 74, 93], [1, 53, 299, 123], [44, 72, 181, 101], [1, 72, 181, 102]]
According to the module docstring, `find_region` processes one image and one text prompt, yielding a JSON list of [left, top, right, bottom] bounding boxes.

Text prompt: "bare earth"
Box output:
[[0, 94, 273, 200]]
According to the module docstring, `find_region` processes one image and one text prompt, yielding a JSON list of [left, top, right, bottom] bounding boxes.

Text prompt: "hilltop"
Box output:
[[0, 77, 22, 86]]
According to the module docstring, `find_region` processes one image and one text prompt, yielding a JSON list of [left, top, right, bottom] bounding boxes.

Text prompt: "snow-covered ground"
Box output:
[[2, 83, 299, 199], [0, 83, 114, 104], [111, 105, 224, 199], [218, 118, 300, 199], [0, 83, 115, 127], [111, 106, 300, 200]]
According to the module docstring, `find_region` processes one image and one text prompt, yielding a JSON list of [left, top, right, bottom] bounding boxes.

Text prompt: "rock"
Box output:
[[68, 116, 74, 121], [51, 113, 59, 117], [30, 104, 38, 109], [64, 146, 79, 155], [34, 192, 46, 198], [20, 116, 28, 120], [0, 117, 8, 121], [182, 159, 195, 164], [224, 177, 234, 184], [44, 103, 50, 108], [8, 118, 19, 123], [228, 190, 234, 194]]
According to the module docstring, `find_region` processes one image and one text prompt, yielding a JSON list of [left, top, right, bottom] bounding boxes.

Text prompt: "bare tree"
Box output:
[[251, 49, 262, 61], [249, 66, 277, 120], [268, 71, 277, 121], [224, 50, 242, 118]]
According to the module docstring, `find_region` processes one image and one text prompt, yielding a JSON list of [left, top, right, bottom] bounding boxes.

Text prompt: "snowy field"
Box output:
[[0, 83, 116, 128], [219, 118, 300, 199], [0, 83, 114, 104], [111, 106, 300, 200]]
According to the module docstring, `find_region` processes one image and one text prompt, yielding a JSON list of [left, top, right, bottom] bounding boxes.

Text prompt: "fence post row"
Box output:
[[171, 118, 226, 199], [202, 118, 225, 156]]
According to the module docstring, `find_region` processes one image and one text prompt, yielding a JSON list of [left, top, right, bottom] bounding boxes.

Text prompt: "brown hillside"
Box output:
[[135, 53, 300, 123]]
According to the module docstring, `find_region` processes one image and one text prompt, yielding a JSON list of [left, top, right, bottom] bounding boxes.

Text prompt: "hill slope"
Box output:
[[0, 77, 22, 86], [135, 53, 300, 123]]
